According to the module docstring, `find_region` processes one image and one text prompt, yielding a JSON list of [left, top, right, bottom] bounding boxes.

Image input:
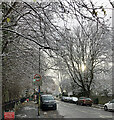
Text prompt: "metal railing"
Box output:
[[2, 97, 27, 112]]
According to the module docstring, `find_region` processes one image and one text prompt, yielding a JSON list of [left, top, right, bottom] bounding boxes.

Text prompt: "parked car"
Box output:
[[76, 97, 86, 105], [104, 99, 114, 111], [66, 97, 72, 102], [64, 97, 72, 102], [71, 97, 78, 103], [61, 96, 65, 101], [61, 96, 78, 103], [62, 96, 68, 102], [40, 94, 57, 110], [77, 97, 92, 106]]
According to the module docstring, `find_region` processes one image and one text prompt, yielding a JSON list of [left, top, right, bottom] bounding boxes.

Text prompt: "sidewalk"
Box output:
[[15, 101, 63, 118]]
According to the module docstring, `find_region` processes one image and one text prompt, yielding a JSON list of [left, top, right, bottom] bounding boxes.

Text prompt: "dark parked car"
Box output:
[[40, 94, 57, 110], [77, 97, 92, 106]]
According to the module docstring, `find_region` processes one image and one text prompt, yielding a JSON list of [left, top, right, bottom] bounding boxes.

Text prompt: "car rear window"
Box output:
[[85, 98, 91, 100], [79, 97, 86, 99]]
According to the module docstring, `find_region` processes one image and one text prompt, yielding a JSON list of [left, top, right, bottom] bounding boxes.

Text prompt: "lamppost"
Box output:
[[38, 46, 51, 116]]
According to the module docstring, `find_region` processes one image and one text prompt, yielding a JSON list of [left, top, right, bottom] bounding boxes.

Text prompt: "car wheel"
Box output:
[[80, 103, 83, 106], [104, 106, 108, 111], [89, 104, 92, 107]]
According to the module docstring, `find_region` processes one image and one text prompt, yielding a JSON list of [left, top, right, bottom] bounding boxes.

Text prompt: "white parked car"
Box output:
[[64, 97, 72, 102], [104, 99, 114, 111], [71, 97, 78, 103]]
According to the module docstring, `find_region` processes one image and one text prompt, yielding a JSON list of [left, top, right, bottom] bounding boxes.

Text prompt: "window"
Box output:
[[42, 95, 54, 100], [110, 99, 114, 103], [85, 98, 91, 100]]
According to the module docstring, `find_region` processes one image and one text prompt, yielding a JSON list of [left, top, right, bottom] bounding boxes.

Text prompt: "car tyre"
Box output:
[[89, 104, 92, 107], [104, 106, 108, 111], [80, 103, 83, 106]]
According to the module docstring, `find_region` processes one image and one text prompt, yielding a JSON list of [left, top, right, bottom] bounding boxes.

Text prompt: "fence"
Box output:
[[2, 97, 27, 112]]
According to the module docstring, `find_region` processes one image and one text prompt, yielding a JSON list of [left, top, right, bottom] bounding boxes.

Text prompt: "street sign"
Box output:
[[34, 74, 41, 81], [33, 74, 42, 86]]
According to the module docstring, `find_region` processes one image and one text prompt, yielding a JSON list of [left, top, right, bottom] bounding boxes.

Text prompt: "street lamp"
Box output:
[[38, 46, 51, 116]]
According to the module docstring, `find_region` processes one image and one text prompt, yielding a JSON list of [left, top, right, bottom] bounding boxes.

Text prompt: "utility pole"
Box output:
[[38, 47, 51, 116], [38, 48, 41, 116], [112, 4, 114, 99]]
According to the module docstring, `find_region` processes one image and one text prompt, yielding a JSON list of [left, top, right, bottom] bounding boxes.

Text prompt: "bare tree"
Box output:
[[1, 0, 112, 103], [56, 21, 111, 97]]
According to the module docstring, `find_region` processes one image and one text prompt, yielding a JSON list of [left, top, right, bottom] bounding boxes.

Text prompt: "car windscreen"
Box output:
[[42, 96, 54, 100], [110, 99, 114, 103]]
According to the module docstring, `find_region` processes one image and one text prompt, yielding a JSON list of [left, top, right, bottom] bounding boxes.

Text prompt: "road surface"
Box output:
[[15, 100, 114, 119], [57, 100, 113, 118]]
